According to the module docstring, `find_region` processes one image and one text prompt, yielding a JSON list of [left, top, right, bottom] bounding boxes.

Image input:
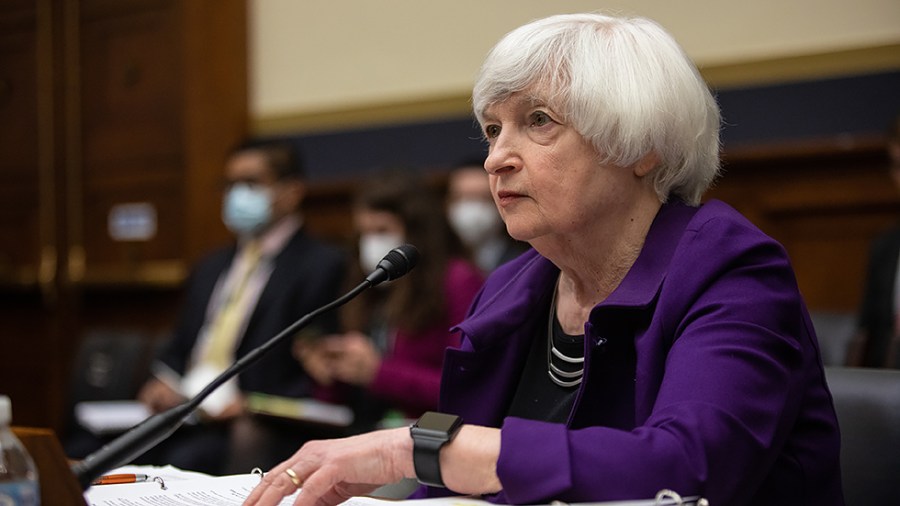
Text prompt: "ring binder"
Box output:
[[549, 489, 708, 506]]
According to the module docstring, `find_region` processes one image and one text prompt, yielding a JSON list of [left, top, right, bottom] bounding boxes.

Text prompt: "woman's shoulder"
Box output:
[[677, 199, 779, 249], [672, 199, 791, 272], [643, 199, 791, 288], [690, 199, 763, 230]]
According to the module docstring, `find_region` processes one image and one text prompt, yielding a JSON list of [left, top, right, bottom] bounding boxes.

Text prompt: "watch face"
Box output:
[[417, 412, 462, 433]]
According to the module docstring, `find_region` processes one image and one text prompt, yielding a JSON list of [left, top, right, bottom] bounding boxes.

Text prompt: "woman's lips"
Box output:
[[496, 190, 525, 206]]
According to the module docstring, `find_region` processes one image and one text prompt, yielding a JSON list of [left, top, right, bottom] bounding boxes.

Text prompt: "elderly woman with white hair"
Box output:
[[246, 12, 843, 506]]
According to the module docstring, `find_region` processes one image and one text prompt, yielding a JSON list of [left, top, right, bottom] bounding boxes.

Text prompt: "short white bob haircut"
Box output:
[[473, 13, 721, 205]]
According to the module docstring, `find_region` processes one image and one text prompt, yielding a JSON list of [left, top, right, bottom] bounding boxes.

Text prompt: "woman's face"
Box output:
[[354, 208, 406, 273], [480, 91, 653, 246], [354, 208, 405, 238]]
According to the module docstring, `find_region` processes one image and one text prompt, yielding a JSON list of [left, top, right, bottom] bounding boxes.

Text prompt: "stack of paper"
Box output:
[[84, 466, 703, 506]]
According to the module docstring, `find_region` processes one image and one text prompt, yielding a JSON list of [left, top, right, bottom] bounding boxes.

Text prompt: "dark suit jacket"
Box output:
[[157, 227, 346, 397], [858, 223, 900, 367]]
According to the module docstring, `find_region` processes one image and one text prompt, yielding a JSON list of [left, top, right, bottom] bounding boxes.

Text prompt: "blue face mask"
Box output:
[[222, 184, 273, 236]]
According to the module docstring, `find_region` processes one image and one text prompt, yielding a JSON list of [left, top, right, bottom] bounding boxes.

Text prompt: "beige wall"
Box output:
[[249, 0, 900, 133]]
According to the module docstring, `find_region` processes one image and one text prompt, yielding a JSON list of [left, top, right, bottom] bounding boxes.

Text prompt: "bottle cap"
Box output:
[[0, 395, 10, 425]]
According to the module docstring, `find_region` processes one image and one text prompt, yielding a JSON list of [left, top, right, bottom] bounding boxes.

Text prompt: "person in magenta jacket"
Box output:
[[296, 169, 484, 421], [246, 13, 843, 506]]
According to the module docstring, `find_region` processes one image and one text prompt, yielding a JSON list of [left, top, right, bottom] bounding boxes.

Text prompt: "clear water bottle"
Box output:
[[0, 395, 39, 505]]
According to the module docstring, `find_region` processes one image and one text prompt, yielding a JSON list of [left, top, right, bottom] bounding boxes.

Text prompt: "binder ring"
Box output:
[[654, 489, 683, 505]]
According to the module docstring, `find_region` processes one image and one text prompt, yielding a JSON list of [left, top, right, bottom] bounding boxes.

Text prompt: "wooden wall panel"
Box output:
[[80, 175, 183, 264], [79, 5, 182, 167], [302, 181, 356, 247], [0, 0, 246, 433], [0, 2, 42, 284], [0, 290, 60, 429], [707, 138, 898, 312], [77, 1, 184, 284]]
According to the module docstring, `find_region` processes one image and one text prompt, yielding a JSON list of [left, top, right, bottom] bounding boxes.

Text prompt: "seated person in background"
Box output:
[[446, 159, 528, 273], [135, 139, 346, 474], [857, 113, 900, 368], [246, 13, 843, 506], [296, 169, 483, 426]]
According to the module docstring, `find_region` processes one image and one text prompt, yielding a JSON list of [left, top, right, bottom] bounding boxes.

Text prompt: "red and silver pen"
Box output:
[[91, 473, 152, 486]]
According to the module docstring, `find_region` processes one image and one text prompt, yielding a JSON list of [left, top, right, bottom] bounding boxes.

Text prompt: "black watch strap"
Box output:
[[412, 432, 447, 487], [410, 412, 463, 488]]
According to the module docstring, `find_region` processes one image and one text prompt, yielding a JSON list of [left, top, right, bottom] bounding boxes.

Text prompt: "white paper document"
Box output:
[[84, 466, 701, 506], [85, 473, 281, 505]]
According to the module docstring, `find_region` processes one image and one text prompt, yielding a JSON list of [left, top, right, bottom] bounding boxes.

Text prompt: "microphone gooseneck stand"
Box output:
[[71, 244, 419, 489]]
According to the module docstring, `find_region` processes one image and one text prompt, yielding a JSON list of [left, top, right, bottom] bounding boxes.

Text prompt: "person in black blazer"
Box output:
[[135, 140, 347, 473], [858, 115, 900, 368]]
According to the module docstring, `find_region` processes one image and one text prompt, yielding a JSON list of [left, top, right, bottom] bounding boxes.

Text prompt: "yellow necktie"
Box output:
[[202, 241, 262, 368]]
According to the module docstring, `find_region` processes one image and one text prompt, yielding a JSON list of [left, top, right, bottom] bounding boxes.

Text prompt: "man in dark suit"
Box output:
[[136, 140, 347, 473], [858, 115, 900, 368]]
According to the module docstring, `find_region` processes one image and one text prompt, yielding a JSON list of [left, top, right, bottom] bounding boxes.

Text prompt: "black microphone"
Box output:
[[365, 243, 419, 285], [71, 244, 419, 489]]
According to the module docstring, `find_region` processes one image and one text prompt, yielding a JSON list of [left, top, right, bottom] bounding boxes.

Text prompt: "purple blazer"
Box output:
[[429, 200, 843, 505]]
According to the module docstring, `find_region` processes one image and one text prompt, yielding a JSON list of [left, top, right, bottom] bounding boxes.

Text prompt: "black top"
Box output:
[[507, 306, 584, 423]]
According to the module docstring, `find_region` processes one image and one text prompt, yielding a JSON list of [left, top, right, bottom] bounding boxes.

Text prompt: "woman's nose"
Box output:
[[484, 134, 520, 176]]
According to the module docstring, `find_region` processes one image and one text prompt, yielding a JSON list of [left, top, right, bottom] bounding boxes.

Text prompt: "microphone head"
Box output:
[[377, 244, 419, 281], [365, 244, 419, 286]]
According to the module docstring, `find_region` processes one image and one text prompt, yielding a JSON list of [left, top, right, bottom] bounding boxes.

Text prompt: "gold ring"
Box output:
[[284, 468, 301, 488]]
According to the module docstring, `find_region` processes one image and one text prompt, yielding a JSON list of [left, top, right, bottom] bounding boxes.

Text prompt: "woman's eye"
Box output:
[[484, 124, 501, 139], [532, 111, 551, 126]]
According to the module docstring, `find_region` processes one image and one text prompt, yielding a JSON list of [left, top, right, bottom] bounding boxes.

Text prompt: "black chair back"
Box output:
[[69, 330, 155, 403], [825, 366, 900, 506]]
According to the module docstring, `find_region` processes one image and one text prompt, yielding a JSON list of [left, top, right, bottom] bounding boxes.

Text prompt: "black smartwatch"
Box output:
[[409, 411, 463, 487]]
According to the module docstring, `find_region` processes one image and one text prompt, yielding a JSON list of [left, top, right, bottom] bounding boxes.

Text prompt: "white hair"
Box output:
[[473, 13, 721, 205]]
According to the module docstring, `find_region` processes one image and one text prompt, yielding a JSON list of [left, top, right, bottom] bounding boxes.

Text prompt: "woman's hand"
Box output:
[[293, 336, 339, 386], [293, 332, 380, 387], [242, 425, 503, 506], [242, 427, 414, 506], [327, 331, 381, 387]]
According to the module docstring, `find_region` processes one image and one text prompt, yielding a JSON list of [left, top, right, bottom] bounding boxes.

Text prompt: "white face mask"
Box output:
[[359, 232, 405, 274], [448, 200, 502, 246], [222, 183, 273, 237]]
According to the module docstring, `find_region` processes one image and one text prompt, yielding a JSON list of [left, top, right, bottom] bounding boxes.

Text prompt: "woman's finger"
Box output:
[[244, 465, 300, 505]]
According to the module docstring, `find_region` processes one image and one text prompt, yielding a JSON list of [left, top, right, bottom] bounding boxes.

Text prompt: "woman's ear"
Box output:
[[633, 152, 659, 178]]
